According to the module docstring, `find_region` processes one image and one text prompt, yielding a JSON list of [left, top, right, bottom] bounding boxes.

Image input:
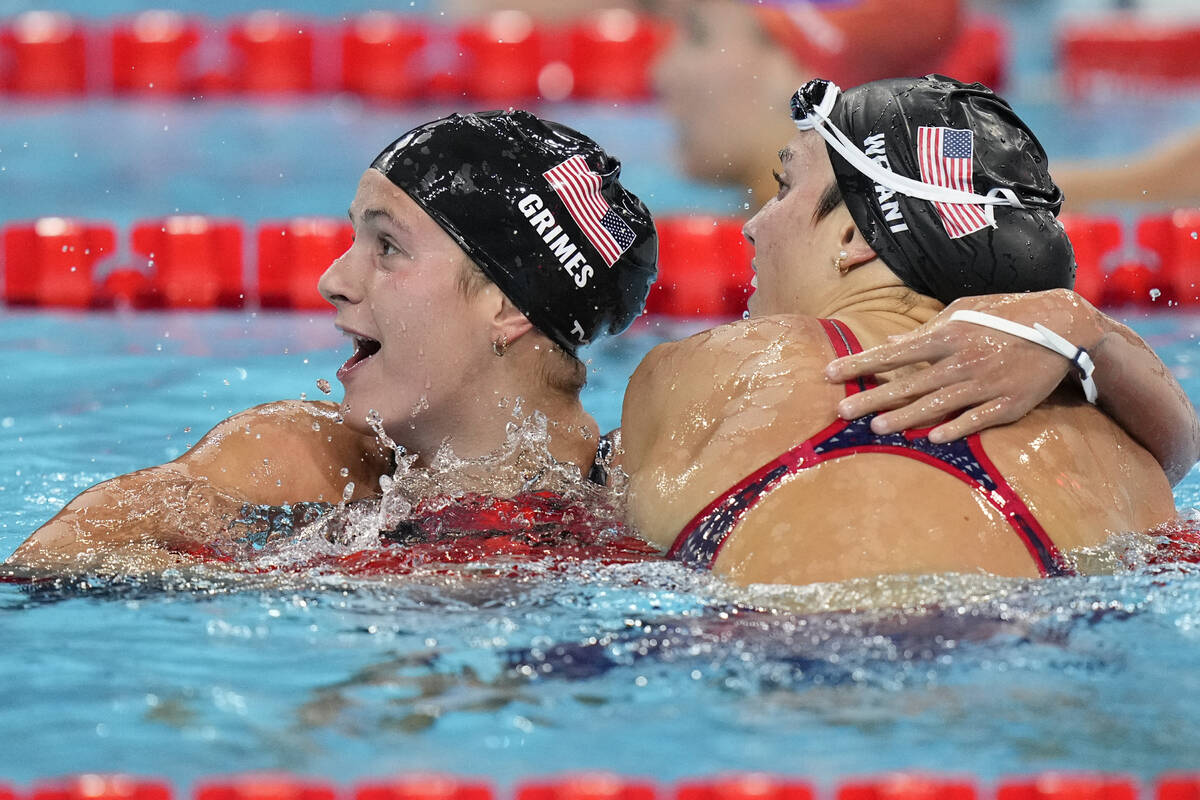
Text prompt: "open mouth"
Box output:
[[337, 335, 381, 379]]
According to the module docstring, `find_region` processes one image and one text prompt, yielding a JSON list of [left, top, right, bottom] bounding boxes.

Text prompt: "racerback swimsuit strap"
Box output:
[[667, 318, 1073, 578], [588, 433, 614, 486]]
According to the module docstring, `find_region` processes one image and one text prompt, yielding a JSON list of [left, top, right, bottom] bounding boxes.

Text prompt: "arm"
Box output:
[[4, 400, 388, 575], [1056, 125, 1200, 210], [824, 289, 1200, 485]]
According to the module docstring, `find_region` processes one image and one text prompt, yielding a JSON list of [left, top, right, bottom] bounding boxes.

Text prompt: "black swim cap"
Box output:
[[791, 76, 1073, 304], [371, 110, 658, 355]]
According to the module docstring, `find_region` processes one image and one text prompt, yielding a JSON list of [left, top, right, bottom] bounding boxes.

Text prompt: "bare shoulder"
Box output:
[[631, 315, 833, 393], [621, 316, 832, 469], [179, 400, 388, 503]]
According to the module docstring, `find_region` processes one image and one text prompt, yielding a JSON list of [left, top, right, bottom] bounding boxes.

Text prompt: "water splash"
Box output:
[[235, 405, 630, 571]]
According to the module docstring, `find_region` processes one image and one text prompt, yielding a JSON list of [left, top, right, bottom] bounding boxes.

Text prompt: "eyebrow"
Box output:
[[778, 147, 793, 164], [347, 206, 411, 233]]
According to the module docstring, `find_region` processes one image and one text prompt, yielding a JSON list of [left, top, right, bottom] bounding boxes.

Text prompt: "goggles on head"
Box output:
[[788, 78, 1024, 228]]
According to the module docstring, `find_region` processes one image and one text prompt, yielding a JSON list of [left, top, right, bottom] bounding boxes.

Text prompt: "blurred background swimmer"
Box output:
[[621, 76, 1200, 586], [3, 110, 658, 576], [651, 0, 964, 207]]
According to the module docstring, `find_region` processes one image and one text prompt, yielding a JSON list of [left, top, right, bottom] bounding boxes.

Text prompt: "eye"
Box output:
[[772, 169, 788, 198], [379, 237, 401, 257]]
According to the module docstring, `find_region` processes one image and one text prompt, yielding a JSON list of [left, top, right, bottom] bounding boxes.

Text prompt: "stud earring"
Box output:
[[492, 334, 509, 357], [833, 249, 851, 275]]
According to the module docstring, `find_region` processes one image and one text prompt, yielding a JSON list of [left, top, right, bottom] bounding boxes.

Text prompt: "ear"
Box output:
[[835, 216, 878, 272], [489, 291, 535, 346]]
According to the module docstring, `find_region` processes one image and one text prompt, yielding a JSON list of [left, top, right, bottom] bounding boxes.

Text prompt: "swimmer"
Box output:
[[1055, 123, 1200, 211], [5, 104, 1191, 579], [621, 76, 1200, 585], [653, 0, 961, 206], [5, 110, 657, 575]]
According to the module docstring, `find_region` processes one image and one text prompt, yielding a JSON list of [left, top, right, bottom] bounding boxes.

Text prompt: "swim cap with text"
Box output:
[[795, 75, 1073, 304], [371, 111, 658, 354]]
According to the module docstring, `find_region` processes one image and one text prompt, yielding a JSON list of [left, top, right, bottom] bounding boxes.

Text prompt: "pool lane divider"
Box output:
[[7, 774, 1200, 800], [4, 211, 1200, 314], [0, 10, 1007, 103]]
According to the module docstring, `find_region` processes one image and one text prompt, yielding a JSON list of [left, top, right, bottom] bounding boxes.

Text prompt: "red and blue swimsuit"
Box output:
[[666, 318, 1074, 578]]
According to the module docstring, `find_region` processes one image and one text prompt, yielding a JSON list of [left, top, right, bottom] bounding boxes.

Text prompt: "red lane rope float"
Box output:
[[676, 776, 815, 800], [30, 776, 173, 800], [997, 776, 1138, 800], [839, 777, 977, 800], [111, 11, 202, 95], [3, 213, 1200, 313], [518, 776, 657, 800], [0, 11, 1013, 103], [1158, 777, 1200, 800], [1061, 17, 1200, 98], [257, 217, 352, 310], [228, 12, 316, 95], [2, 218, 117, 308], [0, 11, 88, 96], [130, 216, 245, 309], [195, 778, 336, 800], [355, 776, 495, 800], [647, 216, 753, 318], [2, 777, 1200, 800], [340, 12, 428, 103]]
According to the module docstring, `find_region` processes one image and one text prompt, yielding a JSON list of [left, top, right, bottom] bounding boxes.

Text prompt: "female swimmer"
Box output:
[[621, 76, 1199, 584]]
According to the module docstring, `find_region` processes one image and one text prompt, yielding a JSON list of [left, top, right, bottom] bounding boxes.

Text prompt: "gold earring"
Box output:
[[833, 249, 850, 275], [492, 334, 509, 357]]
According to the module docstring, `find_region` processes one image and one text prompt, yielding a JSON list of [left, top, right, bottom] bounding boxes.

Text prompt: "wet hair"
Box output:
[[812, 180, 845, 223]]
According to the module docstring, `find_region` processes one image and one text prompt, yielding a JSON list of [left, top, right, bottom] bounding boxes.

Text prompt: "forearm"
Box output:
[[1088, 319, 1200, 486], [4, 467, 246, 575]]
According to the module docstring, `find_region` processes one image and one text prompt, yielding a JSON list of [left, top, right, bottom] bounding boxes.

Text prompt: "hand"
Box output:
[[823, 290, 1105, 442]]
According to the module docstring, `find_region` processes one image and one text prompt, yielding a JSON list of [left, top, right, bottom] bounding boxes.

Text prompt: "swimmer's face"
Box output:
[[653, 0, 784, 185], [319, 169, 497, 442], [742, 130, 851, 316]]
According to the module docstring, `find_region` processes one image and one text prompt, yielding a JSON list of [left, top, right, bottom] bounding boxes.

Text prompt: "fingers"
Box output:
[[846, 381, 987, 436], [825, 332, 949, 381], [927, 398, 1024, 442], [836, 358, 973, 420]]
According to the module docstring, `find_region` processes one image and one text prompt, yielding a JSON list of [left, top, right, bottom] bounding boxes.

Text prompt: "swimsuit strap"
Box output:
[[820, 318, 877, 396], [668, 318, 1073, 577], [668, 319, 863, 566], [588, 433, 614, 486]]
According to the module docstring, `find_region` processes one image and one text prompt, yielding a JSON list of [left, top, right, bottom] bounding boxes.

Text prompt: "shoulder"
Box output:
[[630, 315, 833, 391], [178, 400, 388, 504], [621, 316, 833, 465]]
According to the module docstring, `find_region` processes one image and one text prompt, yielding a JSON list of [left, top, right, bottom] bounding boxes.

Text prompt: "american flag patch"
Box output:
[[917, 126, 990, 239], [543, 155, 636, 266]]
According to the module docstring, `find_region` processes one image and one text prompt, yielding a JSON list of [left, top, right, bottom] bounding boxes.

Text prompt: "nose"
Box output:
[[317, 244, 360, 307], [742, 212, 758, 248]]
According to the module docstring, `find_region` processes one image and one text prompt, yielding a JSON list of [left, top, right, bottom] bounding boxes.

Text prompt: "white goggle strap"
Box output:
[[949, 309, 1098, 404], [793, 83, 1025, 229]]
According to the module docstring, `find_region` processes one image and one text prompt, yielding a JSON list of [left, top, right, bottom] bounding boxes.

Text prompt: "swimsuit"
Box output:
[[184, 435, 658, 574], [667, 318, 1075, 578]]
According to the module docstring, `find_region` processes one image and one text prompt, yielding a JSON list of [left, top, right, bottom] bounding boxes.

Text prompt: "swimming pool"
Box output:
[[5, 0, 1200, 785], [0, 307, 1198, 785]]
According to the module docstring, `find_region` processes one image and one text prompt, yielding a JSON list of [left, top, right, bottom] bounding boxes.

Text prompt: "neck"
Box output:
[[393, 348, 600, 482], [813, 264, 944, 332]]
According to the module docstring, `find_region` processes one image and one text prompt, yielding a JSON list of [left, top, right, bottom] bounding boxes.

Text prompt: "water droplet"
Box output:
[[339, 467, 349, 477], [1149, 288, 1161, 301], [316, 378, 331, 394]]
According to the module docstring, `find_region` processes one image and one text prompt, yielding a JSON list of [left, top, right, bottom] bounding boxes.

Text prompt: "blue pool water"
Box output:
[[5, 0, 1200, 784], [0, 309, 1198, 785]]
